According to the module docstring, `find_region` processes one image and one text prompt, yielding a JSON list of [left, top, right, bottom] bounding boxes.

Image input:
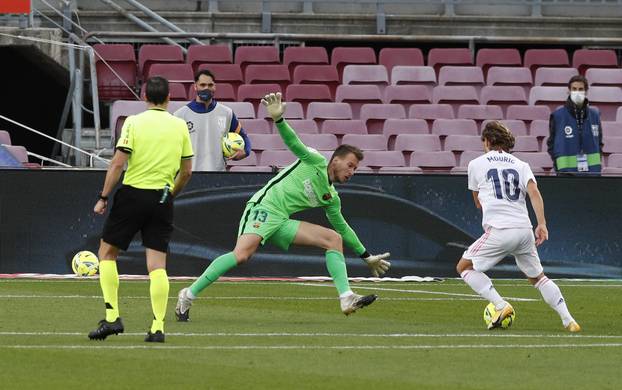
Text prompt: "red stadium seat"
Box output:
[[0, 130, 11, 145], [110, 100, 148, 140], [307, 102, 353, 123], [93, 43, 137, 100], [601, 121, 622, 138], [431, 119, 478, 137], [187, 44, 232, 72], [341, 134, 388, 151], [138, 44, 184, 81], [225, 151, 258, 166], [141, 82, 188, 101], [234, 46, 280, 73], [361, 151, 405, 169], [360, 103, 406, 134], [427, 48, 473, 74], [480, 86, 528, 116], [534, 67, 578, 87], [486, 66, 533, 95], [513, 136, 539, 152], [523, 49, 570, 74], [257, 101, 304, 120], [237, 84, 282, 114], [285, 84, 332, 115], [321, 120, 367, 136], [587, 86, 622, 121], [572, 49, 618, 75], [3, 145, 29, 164], [410, 151, 456, 170], [335, 85, 383, 118], [432, 86, 480, 113], [438, 66, 484, 91], [618, 107, 622, 122], [481, 119, 528, 136], [299, 134, 339, 150], [409, 104, 455, 129], [383, 85, 432, 111], [607, 153, 622, 168], [283, 46, 329, 77], [229, 166, 274, 172], [457, 105, 504, 125], [391, 66, 436, 89], [293, 65, 340, 99], [244, 64, 291, 92], [342, 65, 389, 90], [220, 102, 255, 119], [529, 120, 550, 138], [379, 48, 424, 74], [512, 152, 554, 170], [585, 68, 622, 87], [331, 47, 376, 81], [394, 134, 441, 152], [459, 150, 483, 166], [259, 150, 297, 167], [281, 119, 319, 134], [476, 48, 522, 76], [147, 63, 194, 96], [444, 135, 483, 152], [198, 63, 244, 95], [528, 86, 567, 112], [603, 137, 622, 154], [243, 119, 271, 134], [506, 105, 551, 122], [211, 83, 235, 101], [249, 134, 286, 152]]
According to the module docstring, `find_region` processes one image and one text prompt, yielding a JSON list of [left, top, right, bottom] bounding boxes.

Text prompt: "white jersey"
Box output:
[[467, 150, 536, 230]]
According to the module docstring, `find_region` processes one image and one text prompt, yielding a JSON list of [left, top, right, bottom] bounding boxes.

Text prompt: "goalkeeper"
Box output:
[[175, 92, 390, 320]]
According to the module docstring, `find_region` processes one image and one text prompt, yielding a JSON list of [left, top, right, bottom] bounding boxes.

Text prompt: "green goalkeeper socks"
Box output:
[[325, 250, 351, 296], [189, 252, 238, 296], [149, 268, 169, 333], [99, 260, 120, 322]]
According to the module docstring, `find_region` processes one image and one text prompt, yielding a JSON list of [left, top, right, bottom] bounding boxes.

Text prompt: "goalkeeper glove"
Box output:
[[361, 252, 391, 278], [260, 92, 287, 121]]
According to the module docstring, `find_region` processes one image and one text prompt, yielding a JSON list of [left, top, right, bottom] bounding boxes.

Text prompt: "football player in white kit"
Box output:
[[456, 121, 581, 332]]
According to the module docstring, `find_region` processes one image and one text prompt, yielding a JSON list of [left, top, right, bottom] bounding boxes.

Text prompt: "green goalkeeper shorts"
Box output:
[[237, 203, 301, 251]]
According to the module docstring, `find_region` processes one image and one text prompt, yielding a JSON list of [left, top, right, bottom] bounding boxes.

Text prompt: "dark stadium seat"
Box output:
[[330, 47, 377, 81], [383, 85, 432, 111], [257, 101, 304, 120], [506, 105, 551, 122], [244, 64, 291, 92], [476, 48, 522, 76], [335, 85, 383, 118], [513, 136, 540, 152], [379, 48, 424, 74], [198, 63, 244, 95], [480, 86, 529, 116], [427, 48, 473, 74], [523, 49, 570, 74], [444, 135, 483, 152], [572, 49, 618, 75], [298, 134, 339, 150], [242, 119, 271, 134], [438, 66, 484, 91], [360, 103, 406, 134], [0, 130, 11, 145], [585, 68, 622, 87], [220, 102, 256, 119], [282, 119, 319, 134], [138, 44, 184, 81], [431, 119, 478, 137], [410, 151, 456, 170], [587, 86, 622, 121], [321, 119, 367, 136], [432, 86, 480, 113], [481, 119, 528, 136], [187, 44, 232, 73], [93, 43, 137, 100], [534, 67, 578, 87], [342, 65, 389, 90], [234, 45, 280, 73], [293, 65, 340, 99], [390, 66, 437, 88], [237, 84, 282, 113], [528, 86, 567, 112], [283, 46, 329, 77], [341, 134, 387, 151]]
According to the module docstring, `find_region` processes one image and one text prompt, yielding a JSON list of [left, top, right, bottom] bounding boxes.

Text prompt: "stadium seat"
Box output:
[[572, 49, 618, 75], [379, 48, 424, 74], [585, 68, 622, 87], [410, 151, 456, 170], [242, 119, 271, 134], [427, 48, 473, 74], [459, 150, 483, 166], [431, 119, 478, 137], [342, 65, 389, 91], [360, 104, 406, 134], [307, 103, 353, 126], [226, 151, 258, 167], [409, 104, 455, 129], [187, 44, 232, 72], [601, 121, 622, 138], [93, 43, 137, 100], [260, 150, 298, 167], [383, 85, 432, 113], [293, 65, 340, 99], [394, 134, 441, 153], [523, 49, 570, 74], [110, 100, 148, 140], [506, 105, 551, 122], [257, 101, 304, 120], [606, 153, 622, 168], [479, 86, 528, 116], [0, 130, 12, 145], [444, 135, 482, 152], [513, 136, 539, 152], [457, 105, 504, 124], [476, 48, 522, 76], [361, 151, 405, 169], [390, 66, 437, 89], [280, 119, 319, 134], [285, 84, 332, 115], [330, 47, 377, 81], [341, 134, 387, 151], [618, 107, 622, 122], [220, 102, 256, 119], [249, 134, 286, 151], [283, 46, 329, 77], [486, 66, 533, 95], [141, 82, 188, 101], [481, 119, 528, 136], [602, 137, 622, 154], [529, 120, 550, 138], [244, 64, 291, 92], [512, 152, 554, 170], [438, 66, 485, 91], [586, 86, 622, 121], [299, 134, 339, 150], [321, 119, 367, 136], [198, 63, 244, 95], [3, 145, 29, 164], [138, 44, 184, 81], [528, 86, 568, 112], [147, 63, 194, 95], [534, 67, 578, 87], [335, 85, 383, 118], [432, 86, 480, 113], [234, 45, 280, 73], [237, 84, 282, 113], [383, 119, 430, 149], [212, 83, 235, 101]]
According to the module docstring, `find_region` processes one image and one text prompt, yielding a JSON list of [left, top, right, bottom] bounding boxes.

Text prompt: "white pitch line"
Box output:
[[1, 331, 622, 339], [0, 294, 483, 301], [1, 343, 621, 350]]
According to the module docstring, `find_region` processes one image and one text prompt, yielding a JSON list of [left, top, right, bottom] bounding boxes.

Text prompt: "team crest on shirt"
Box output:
[[564, 126, 573, 138], [322, 193, 332, 201], [186, 121, 195, 133], [253, 222, 261, 228], [591, 125, 599, 137], [218, 116, 226, 129]]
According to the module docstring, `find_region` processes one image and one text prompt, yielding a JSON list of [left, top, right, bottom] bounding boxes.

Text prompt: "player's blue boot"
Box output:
[[88, 317, 124, 340]]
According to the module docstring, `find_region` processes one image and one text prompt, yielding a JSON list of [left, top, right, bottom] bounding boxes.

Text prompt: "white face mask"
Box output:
[[570, 91, 586, 105]]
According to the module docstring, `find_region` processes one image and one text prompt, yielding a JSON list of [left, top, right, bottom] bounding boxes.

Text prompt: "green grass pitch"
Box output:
[[0, 278, 621, 389]]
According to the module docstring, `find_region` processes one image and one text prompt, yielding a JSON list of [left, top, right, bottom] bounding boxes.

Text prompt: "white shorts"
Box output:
[[462, 227, 544, 278]]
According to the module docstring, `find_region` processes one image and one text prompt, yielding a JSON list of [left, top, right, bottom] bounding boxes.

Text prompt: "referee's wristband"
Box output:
[[98, 193, 109, 201]]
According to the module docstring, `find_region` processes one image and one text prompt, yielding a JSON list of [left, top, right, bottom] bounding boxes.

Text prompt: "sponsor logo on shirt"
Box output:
[[218, 116, 226, 129], [303, 179, 319, 207], [591, 125, 599, 137], [564, 126, 573, 138], [186, 121, 195, 133]]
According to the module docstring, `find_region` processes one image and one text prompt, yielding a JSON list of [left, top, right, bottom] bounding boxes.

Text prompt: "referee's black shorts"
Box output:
[[102, 185, 173, 252]]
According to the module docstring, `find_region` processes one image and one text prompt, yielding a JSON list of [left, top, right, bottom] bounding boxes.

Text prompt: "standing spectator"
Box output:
[[88, 76, 194, 343], [547, 75, 603, 174], [174, 69, 251, 171]]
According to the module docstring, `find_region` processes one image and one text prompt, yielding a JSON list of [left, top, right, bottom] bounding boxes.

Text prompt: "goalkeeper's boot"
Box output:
[[340, 293, 378, 315], [175, 288, 192, 322], [566, 321, 581, 333], [145, 330, 165, 343], [88, 317, 124, 340], [487, 303, 514, 330]]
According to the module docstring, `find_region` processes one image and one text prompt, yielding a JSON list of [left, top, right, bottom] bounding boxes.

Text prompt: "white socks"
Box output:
[[461, 269, 507, 310], [535, 276, 574, 326]]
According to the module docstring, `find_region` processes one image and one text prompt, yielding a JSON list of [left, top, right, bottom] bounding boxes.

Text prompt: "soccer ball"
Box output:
[[72, 251, 99, 277], [222, 132, 245, 158], [483, 302, 515, 329]]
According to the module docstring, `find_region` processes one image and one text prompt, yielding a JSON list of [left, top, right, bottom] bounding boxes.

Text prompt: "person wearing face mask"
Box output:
[[547, 75, 603, 174], [174, 69, 251, 171]]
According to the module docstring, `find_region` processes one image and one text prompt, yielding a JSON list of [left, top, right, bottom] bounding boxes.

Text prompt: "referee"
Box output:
[[88, 76, 193, 343]]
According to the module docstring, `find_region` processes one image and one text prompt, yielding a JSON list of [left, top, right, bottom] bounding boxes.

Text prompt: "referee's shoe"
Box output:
[[88, 317, 124, 340]]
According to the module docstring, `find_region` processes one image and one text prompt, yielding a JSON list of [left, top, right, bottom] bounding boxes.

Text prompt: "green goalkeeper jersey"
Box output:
[[248, 119, 366, 256]]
